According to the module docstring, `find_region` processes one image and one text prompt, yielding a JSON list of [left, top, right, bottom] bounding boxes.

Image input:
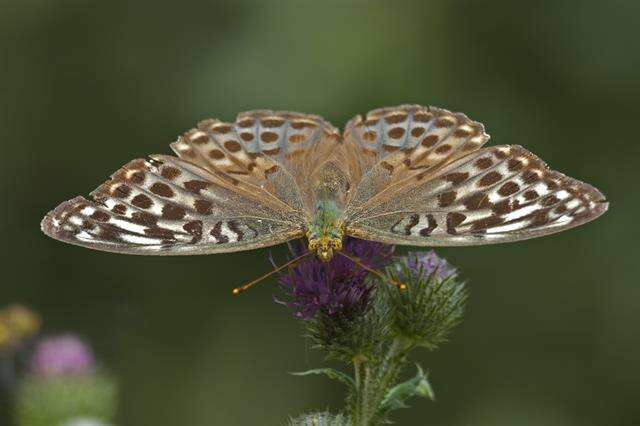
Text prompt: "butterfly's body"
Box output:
[[307, 200, 345, 261], [42, 105, 608, 261]]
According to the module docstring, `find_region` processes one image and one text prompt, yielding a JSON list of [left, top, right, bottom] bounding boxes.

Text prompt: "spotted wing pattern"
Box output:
[[343, 105, 489, 218], [171, 110, 342, 213], [346, 143, 608, 246], [41, 153, 305, 255]]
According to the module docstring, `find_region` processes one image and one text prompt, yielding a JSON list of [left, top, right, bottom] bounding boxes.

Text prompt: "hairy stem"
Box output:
[[352, 354, 367, 425]]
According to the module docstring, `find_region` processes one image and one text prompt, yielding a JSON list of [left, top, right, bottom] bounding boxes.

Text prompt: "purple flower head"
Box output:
[[277, 238, 394, 320], [402, 250, 457, 280], [30, 334, 96, 378]]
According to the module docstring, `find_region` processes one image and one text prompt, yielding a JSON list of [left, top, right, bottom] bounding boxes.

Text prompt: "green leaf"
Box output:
[[290, 368, 355, 389], [380, 365, 435, 413]]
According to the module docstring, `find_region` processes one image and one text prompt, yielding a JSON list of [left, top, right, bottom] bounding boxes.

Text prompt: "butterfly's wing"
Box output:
[[342, 105, 489, 217], [343, 105, 608, 246], [42, 111, 340, 255]]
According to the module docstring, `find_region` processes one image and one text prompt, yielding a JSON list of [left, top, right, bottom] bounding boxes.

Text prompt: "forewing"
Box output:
[[346, 145, 608, 246], [41, 156, 304, 255], [343, 104, 489, 217], [171, 110, 343, 214]]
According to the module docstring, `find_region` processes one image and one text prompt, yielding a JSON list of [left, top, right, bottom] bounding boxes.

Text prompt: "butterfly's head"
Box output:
[[308, 236, 342, 262]]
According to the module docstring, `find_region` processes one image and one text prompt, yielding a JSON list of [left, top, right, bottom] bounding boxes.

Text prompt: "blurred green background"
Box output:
[[1, 1, 638, 425]]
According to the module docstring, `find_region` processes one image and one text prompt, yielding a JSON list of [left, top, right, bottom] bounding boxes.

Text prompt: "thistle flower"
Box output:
[[29, 335, 95, 378], [277, 237, 393, 320], [387, 251, 466, 350], [402, 250, 457, 280]]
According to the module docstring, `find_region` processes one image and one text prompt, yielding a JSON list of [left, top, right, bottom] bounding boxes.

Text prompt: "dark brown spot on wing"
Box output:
[[261, 132, 279, 143], [129, 171, 146, 184], [261, 118, 285, 128], [263, 147, 281, 155], [381, 161, 394, 173], [363, 130, 377, 142], [541, 195, 560, 207], [228, 220, 245, 241], [161, 167, 181, 180], [131, 211, 157, 226], [404, 214, 419, 235], [210, 221, 229, 244], [508, 158, 524, 171], [194, 199, 213, 215], [90, 210, 110, 222], [410, 127, 425, 137], [421, 135, 439, 148], [523, 190, 539, 201], [132, 194, 153, 209], [113, 185, 131, 198], [161, 204, 186, 220], [385, 113, 408, 124], [435, 117, 455, 128], [413, 112, 433, 122], [498, 181, 520, 196], [145, 226, 175, 240], [184, 180, 210, 195], [454, 127, 473, 138], [475, 157, 493, 170], [419, 214, 438, 236], [446, 212, 466, 234], [470, 215, 504, 231], [209, 149, 225, 160], [237, 118, 255, 128], [435, 144, 452, 154], [438, 191, 457, 207], [224, 140, 242, 152], [442, 172, 469, 185], [212, 124, 232, 134], [191, 134, 209, 145], [150, 182, 175, 198], [462, 192, 491, 210], [81, 220, 95, 230], [240, 132, 254, 141], [112, 204, 127, 215], [183, 220, 203, 243], [288, 134, 306, 143], [478, 171, 502, 187], [387, 127, 405, 139], [522, 170, 541, 184]]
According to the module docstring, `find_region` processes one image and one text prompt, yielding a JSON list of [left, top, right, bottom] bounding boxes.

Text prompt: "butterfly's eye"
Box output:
[[331, 238, 342, 251]]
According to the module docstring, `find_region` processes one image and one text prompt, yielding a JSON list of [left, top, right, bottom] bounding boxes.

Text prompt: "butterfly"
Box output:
[[41, 105, 608, 270]]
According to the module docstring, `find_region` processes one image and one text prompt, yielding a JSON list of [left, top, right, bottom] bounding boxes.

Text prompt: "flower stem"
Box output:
[[351, 337, 413, 425], [352, 354, 367, 425]]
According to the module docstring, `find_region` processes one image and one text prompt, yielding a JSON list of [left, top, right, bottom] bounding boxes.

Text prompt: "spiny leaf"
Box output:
[[290, 368, 355, 389], [380, 364, 435, 413]]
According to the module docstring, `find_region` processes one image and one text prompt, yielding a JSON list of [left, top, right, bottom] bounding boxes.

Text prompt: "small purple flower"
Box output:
[[403, 251, 456, 280], [277, 238, 394, 320], [30, 335, 95, 378]]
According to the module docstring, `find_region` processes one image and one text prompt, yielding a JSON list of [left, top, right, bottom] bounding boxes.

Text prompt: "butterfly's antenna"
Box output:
[[336, 251, 406, 291], [232, 251, 313, 296]]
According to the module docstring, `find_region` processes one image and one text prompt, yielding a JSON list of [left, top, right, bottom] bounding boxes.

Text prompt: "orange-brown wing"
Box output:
[[342, 105, 490, 218], [41, 110, 342, 255]]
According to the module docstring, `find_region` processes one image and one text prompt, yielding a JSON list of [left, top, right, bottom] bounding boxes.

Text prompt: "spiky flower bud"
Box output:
[[387, 251, 467, 350]]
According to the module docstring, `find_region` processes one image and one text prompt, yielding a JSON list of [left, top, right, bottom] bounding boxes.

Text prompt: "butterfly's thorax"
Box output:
[[306, 162, 349, 261]]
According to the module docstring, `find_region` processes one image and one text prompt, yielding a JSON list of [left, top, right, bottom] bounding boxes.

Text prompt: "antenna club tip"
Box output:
[[399, 283, 407, 291], [232, 288, 242, 296]]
